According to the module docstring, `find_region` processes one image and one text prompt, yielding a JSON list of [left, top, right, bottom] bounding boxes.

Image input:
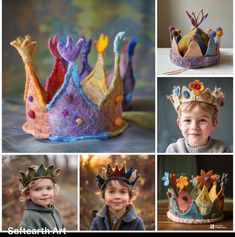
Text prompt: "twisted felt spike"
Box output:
[[10, 35, 37, 63], [57, 36, 85, 62], [48, 35, 61, 58], [80, 37, 92, 56], [127, 37, 137, 58], [114, 31, 126, 55]]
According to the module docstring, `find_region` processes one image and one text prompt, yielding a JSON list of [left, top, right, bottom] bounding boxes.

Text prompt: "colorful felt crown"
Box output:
[[96, 162, 140, 191], [10, 32, 137, 141], [169, 9, 223, 69], [162, 169, 228, 224], [19, 164, 61, 188], [167, 79, 225, 111]]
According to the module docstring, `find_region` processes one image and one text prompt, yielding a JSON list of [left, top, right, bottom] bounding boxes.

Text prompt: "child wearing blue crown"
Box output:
[[18, 164, 65, 231], [90, 162, 145, 230], [166, 80, 230, 153]]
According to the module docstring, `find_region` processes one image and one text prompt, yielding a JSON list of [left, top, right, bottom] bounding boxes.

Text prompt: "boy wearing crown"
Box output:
[[90, 163, 145, 230], [18, 164, 65, 231], [166, 80, 230, 153]]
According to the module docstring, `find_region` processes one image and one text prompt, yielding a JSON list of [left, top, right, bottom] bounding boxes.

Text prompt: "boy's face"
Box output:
[[177, 104, 217, 147], [104, 180, 131, 216], [28, 178, 55, 207]]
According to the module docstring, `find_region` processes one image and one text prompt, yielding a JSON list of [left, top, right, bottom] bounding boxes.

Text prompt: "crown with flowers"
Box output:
[[167, 79, 224, 111], [19, 163, 61, 188], [169, 9, 223, 69], [96, 162, 140, 191], [10, 32, 137, 141], [162, 169, 228, 224]]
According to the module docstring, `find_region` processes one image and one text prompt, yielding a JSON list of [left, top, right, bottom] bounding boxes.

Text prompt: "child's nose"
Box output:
[[190, 121, 199, 129]]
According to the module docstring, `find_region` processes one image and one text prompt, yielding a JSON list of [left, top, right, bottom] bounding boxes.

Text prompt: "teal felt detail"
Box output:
[[114, 32, 126, 55], [47, 62, 98, 111], [205, 38, 217, 56]]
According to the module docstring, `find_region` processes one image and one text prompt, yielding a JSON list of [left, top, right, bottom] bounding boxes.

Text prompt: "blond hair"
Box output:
[[19, 178, 60, 203], [177, 101, 218, 122]]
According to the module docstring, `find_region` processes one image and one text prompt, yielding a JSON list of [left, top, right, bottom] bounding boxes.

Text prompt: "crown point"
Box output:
[[209, 30, 216, 38], [169, 26, 175, 32], [95, 33, 109, 53], [114, 164, 120, 176]]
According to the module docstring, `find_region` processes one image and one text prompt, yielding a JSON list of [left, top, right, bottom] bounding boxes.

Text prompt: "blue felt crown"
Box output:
[[162, 169, 228, 224], [96, 163, 140, 190]]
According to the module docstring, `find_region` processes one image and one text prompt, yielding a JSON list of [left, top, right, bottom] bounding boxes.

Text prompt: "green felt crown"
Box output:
[[19, 163, 61, 187]]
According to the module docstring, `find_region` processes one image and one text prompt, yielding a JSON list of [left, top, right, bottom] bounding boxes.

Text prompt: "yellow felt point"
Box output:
[[115, 95, 124, 103], [176, 28, 181, 34], [25, 35, 31, 40], [76, 118, 83, 125], [114, 117, 122, 126], [96, 33, 109, 53]]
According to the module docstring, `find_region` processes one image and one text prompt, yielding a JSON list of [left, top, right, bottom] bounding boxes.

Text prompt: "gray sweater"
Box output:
[[166, 137, 230, 153]]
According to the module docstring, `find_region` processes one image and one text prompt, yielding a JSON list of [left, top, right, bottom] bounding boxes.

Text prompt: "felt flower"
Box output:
[[189, 80, 204, 95], [176, 176, 189, 189], [197, 169, 213, 189], [162, 172, 169, 186]]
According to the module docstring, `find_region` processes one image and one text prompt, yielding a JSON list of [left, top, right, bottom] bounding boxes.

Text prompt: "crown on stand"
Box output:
[[169, 9, 223, 69], [96, 162, 140, 191], [167, 79, 225, 111], [19, 164, 61, 188], [10, 32, 137, 141], [162, 169, 228, 224]]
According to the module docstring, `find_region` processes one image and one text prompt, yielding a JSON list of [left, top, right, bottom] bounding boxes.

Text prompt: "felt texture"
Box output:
[[170, 50, 220, 69], [45, 36, 67, 101], [10, 33, 130, 141], [184, 38, 203, 57], [205, 38, 217, 56], [79, 38, 92, 81]]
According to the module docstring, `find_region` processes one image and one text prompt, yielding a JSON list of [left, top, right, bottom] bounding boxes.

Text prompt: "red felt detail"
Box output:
[[177, 189, 192, 214], [45, 58, 66, 101], [28, 110, 36, 119], [114, 164, 120, 176]]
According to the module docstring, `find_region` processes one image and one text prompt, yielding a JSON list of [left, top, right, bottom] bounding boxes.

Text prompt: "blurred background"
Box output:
[[157, 77, 233, 152], [2, 155, 78, 230], [158, 0, 233, 48], [80, 154, 155, 230], [157, 155, 233, 200], [3, 0, 155, 99]]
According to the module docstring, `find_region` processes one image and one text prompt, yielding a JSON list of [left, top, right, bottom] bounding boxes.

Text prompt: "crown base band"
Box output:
[[167, 211, 224, 224], [170, 51, 220, 69]]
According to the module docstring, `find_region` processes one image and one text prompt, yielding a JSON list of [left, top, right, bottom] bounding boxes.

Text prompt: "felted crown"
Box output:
[[19, 163, 61, 188], [10, 32, 137, 141], [167, 79, 225, 111], [162, 169, 228, 224], [169, 9, 223, 69], [96, 162, 140, 191]]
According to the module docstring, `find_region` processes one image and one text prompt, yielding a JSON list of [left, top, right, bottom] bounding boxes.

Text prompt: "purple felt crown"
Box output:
[[96, 163, 140, 191], [162, 169, 228, 224], [10, 32, 137, 141], [169, 9, 223, 69]]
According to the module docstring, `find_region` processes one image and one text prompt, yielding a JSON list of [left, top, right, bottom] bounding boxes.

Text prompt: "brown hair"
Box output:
[[177, 101, 218, 122], [101, 179, 136, 201], [19, 178, 59, 203]]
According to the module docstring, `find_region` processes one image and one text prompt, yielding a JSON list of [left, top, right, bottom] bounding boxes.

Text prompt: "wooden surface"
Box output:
[[157, 48, 233, 75], [157, 200, 233, 231]]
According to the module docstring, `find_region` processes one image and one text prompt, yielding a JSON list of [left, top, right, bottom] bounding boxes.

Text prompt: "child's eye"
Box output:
[[35, 188, 41, 191], [183, 119, 191, 123], [47, 187, 53, 190], [121, 191, 127, 194], [108, 190, 114, 194], [200, 119, 208, 122]]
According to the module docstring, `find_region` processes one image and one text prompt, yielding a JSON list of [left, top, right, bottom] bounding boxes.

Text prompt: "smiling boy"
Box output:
[[166, 80, 230, 153]]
